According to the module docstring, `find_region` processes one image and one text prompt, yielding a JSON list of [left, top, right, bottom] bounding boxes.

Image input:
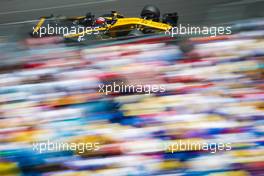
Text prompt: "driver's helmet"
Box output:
[[95, 17, 106, 25]]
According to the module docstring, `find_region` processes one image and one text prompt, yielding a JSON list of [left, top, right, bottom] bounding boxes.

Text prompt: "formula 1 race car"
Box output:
[[31, 5, 178, 41]]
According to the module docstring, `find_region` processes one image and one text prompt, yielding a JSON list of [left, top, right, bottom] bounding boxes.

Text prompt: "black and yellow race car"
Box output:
[[31, 5, 178, 41]]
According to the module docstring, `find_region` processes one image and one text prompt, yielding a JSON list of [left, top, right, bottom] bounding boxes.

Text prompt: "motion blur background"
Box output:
[[0, 0, 264, 176]]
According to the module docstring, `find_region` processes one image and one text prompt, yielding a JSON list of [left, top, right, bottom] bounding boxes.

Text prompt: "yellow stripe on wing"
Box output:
[[33, 18, 46, 33]]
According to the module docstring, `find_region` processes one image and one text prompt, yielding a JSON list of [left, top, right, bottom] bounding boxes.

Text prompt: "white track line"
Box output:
[[220, 0, 264, 6], [0, 0, 116, 15], [0, 20, 39, 26]]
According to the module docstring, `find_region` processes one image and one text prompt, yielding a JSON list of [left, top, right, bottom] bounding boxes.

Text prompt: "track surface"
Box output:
[[0, 0, 264, 39]]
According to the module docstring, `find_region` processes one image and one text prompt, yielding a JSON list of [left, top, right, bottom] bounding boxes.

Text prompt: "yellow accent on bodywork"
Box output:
[[68, 16, 86, 20], [64, 17, 172, 38], [33, 18, 46, 33], [109, 18, 172, 31]]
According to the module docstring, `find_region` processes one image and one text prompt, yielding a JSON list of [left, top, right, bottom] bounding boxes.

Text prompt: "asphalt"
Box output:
[[0, 0, 263, 39]]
